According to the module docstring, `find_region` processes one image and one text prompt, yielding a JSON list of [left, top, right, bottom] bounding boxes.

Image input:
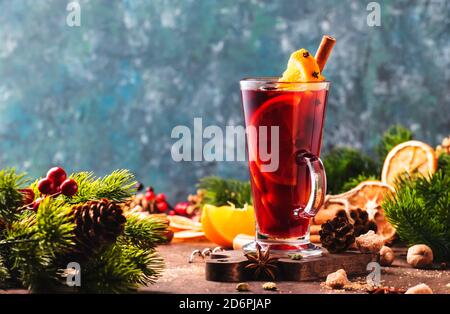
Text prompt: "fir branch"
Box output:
[[78, 242, 164, 293], [34, 198, 75, 255], [383, 171, 450, 260], [322, 148, 378, 194], [341, 174, 378, 191], [0, 168, 29, 224], [376, 124, 413, 163], [197, 176, 252, 208], [64, 169, 137, 204], [122, 214, 168, 249]]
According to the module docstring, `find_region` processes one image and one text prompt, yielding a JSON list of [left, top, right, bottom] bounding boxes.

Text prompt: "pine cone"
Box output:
[[436, 135, 450, 156], [72, 199, 126, 253], [350, 208, 377, 237], [319, 210, 355, 253]]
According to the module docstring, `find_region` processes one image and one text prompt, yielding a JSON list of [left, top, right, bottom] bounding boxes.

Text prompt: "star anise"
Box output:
[[244, 243, 279, 280]]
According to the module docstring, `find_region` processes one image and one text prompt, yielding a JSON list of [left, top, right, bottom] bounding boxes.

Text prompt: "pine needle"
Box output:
[[197, 176, 252, 208], [383, 167, 450, 260]]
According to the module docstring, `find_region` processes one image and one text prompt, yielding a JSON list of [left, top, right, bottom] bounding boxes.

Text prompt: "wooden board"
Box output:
[[206, 250, 377, 282]]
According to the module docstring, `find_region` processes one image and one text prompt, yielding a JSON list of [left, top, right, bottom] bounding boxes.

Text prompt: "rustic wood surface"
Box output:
[[141, 241, 450, 294], [205, 250, 376, 282], [1, 241, 449, 294]]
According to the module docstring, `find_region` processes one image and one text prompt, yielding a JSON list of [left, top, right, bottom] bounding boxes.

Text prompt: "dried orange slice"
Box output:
[[330, 181, 396, 243], [168, 215, 202, 232], [201, 204, 255, 248], [381, 140, 437, 187]]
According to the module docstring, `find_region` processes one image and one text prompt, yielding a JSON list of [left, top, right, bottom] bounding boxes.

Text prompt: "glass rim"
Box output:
[[240, 77, 330, 90]]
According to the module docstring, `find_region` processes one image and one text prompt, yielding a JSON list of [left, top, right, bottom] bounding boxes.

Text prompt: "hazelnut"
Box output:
[[236, 282, 250, 292], [325, 269, 350, 289], [379, 246, 395, 266], [405, 283, 433, 294], [407, 244, 433, 268], [355, 230, 384, 253]]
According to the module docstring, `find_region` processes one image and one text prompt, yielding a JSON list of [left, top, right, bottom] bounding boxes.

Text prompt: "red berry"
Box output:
[[32, 197, 42, 211], [60, 179, 78, 197], [38, 178, 55, 195], [168, 210, 176, 216], [156, 201, 168, 212], [174, 202, 189, 216], [19, 188, 35, 205], [46, 167, 67, 186], [145, 190, 155, 201], [155, 193, 166, 203]]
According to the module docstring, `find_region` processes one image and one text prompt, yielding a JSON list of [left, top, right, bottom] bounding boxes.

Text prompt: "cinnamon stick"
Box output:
[[315, 35, 336, 72]]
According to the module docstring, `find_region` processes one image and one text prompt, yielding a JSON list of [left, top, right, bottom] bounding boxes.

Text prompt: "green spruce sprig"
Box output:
[[322, 148, 378, 194], [198, 176, 252, 208], [0, 168, 28, 224], [376, 124, 413, 163], [383, 163, 450, 260]]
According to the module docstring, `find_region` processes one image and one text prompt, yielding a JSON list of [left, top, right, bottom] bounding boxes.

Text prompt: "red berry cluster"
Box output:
[[141, 186, 191, 217], [32, 167, 78, 210]]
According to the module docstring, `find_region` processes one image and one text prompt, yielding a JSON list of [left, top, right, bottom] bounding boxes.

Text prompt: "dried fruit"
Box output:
[[382, 141, 437, 187], [407, 244, 433, 268]]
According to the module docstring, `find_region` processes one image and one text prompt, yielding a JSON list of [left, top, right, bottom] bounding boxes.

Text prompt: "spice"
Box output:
[[289, 253, 303, 260], [244, 243, 278, 280], [302, 51, 310, 58]]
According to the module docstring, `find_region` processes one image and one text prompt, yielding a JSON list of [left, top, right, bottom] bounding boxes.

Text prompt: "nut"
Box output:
[[379, 246, 395, 266], [405, 283, 433, 294], [262, 282, 277, 291], [355, 230, 384, 253], [236, 282, 250, 292], [325, 269, 350, 289], [407, 244, 433, 268]]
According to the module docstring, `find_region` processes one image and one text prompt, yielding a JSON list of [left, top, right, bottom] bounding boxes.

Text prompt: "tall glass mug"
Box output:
[[240, 78, 329, 256]]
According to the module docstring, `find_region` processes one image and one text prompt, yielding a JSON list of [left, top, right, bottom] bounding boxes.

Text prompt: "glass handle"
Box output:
[[293, 152, 327, 219]]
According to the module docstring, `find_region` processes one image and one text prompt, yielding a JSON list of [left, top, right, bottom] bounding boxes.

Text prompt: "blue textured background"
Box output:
[[0, 0, 449, 200]]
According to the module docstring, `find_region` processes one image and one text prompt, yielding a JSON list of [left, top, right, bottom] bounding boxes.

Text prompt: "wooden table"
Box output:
[[141, 241, 450, 294]]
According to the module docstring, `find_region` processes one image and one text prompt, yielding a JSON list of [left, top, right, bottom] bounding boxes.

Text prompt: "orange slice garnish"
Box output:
[[249, 93, 301, 185], [381, 141, 437, 187], [280, 48, 325, 82]]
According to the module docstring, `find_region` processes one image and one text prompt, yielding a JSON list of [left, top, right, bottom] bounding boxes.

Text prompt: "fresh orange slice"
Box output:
[[381, 141, 437, 187], [168, 215, 202, 232], [330, 181, 396, 243], [249, 94, 301, 185], [201, 204, 255, 248], [280, 48, 325, 82]]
